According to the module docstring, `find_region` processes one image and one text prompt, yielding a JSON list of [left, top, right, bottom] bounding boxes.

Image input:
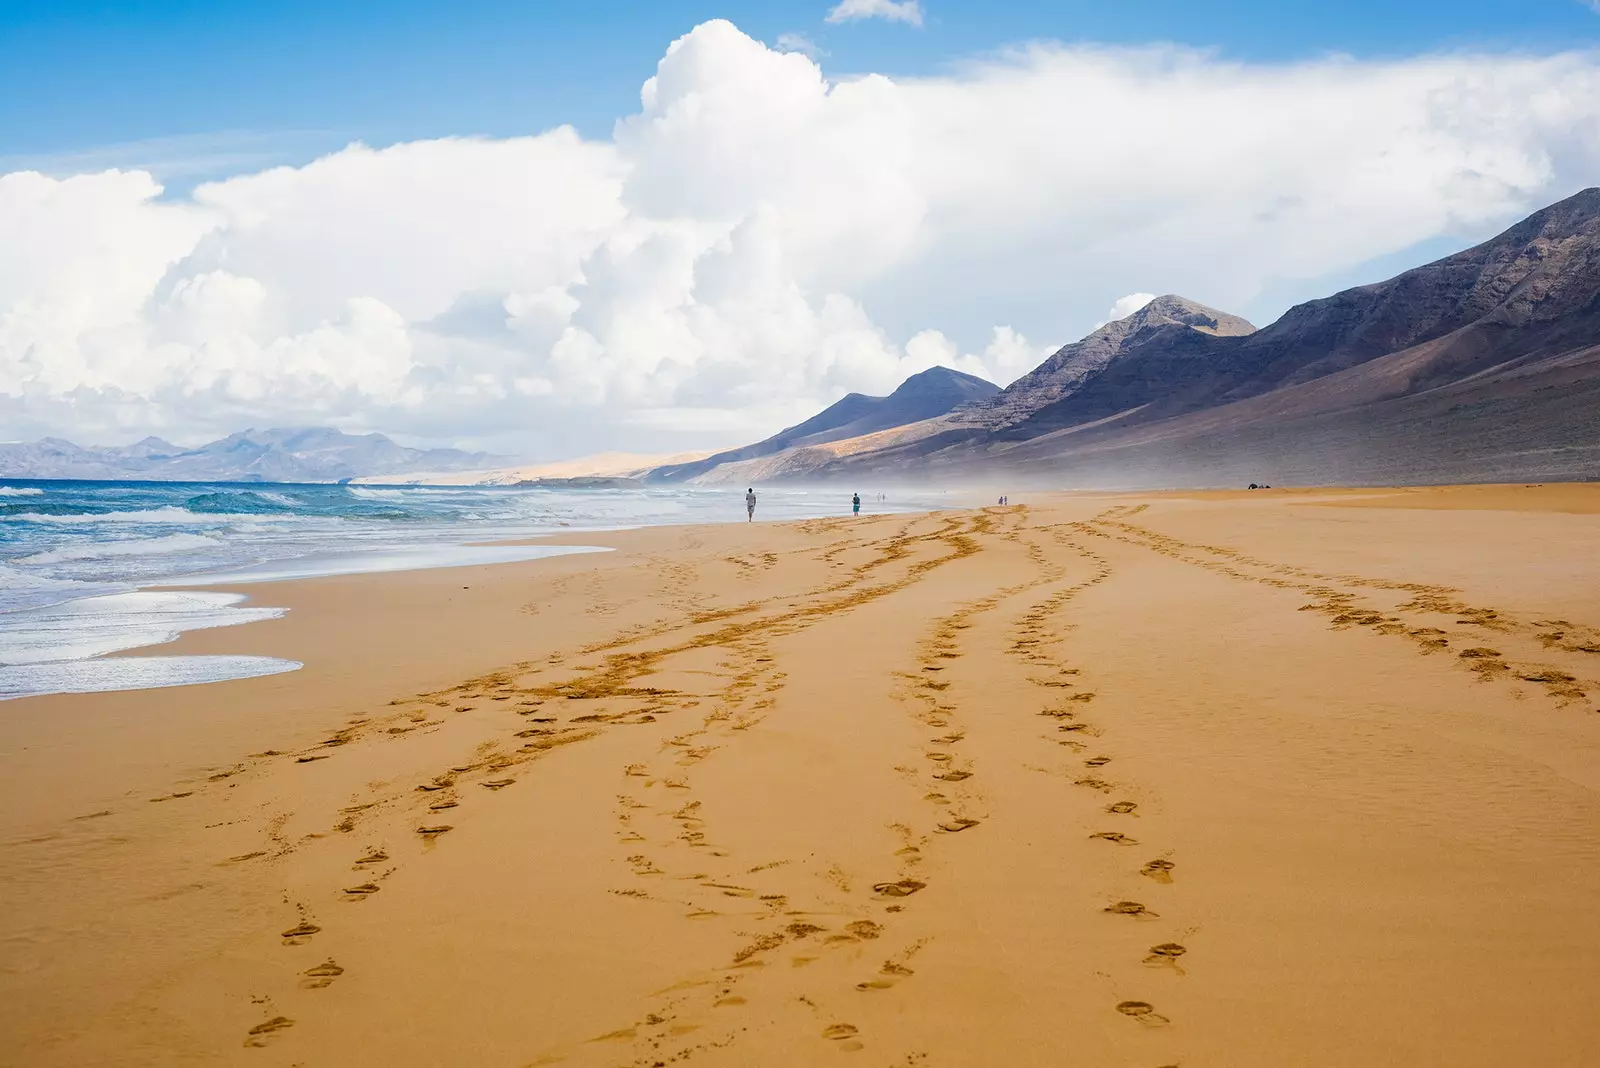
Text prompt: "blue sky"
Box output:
[[4, 2, 1599, 453], [4, 0, 1599, 177]]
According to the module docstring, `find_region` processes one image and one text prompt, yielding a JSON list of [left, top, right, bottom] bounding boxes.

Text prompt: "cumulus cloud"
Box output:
[[1091, 293, 1157, 330], [825, 0, 925, 26], [5, 20, 1600, 457], [775, 32, 825, 59]]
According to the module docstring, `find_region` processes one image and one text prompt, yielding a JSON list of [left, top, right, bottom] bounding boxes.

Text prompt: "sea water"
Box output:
[[0, 480, 940, 699]]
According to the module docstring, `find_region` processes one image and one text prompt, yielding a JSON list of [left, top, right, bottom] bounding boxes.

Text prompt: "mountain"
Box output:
[[647, 366, 999, 483], [693, 188, 1600, 487], [965, 296, 1257, 432], [0, 427, 504, 483]]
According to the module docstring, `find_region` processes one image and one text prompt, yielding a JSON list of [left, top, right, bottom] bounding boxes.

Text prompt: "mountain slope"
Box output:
[[0, 428, 502, 483], [647, 366, 998, 483], [797, 187, 1600, 486], [968, 295, 1256, 431]]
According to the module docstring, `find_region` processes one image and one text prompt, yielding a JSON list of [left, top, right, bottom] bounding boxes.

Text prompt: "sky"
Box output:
[[4, 0, 1600, 457]]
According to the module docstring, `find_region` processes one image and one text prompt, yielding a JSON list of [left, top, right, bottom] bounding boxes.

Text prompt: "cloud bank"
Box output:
[[4, 20, 1600, 456], [825, 0, 926, 27]]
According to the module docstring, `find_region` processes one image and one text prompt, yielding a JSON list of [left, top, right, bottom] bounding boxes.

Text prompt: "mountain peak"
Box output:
[[889, 365, 998, 400], [1120, 295, 1257, 338]]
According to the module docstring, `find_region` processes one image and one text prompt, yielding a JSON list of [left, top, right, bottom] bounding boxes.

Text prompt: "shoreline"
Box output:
[[3, 484, 1599, 1065]]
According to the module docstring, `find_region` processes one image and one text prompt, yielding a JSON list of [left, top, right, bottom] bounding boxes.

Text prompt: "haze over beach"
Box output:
[[3, 2, 1600, 1066]]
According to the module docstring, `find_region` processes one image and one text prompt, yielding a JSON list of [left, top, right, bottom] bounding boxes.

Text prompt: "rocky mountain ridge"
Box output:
[[647, 366, 998, 483], [671, 187, 1600, 487], [0, 427, 502, 483]]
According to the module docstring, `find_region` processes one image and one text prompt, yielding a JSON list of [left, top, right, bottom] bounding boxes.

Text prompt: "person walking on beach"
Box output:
[[746, 487, 756, 522], [852, 492, 861, 517]]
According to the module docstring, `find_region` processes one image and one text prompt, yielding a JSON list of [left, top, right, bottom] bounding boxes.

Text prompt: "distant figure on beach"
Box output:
[[746, 487, 756, 522], [852, 493, 861, 516]]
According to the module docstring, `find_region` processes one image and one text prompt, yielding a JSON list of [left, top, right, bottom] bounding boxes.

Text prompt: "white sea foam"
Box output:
[[166, 542, 607, 586], [0, 655, 301, 700], [19, 532, 221, 565], [0, 591, 287, 665], [344, 486, 411, 500], [0, 486, 45, 497], [5, 506, 251, 524]]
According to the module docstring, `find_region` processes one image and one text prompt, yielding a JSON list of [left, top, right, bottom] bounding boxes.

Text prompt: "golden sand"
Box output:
[[3, 484, 1598, 1066]]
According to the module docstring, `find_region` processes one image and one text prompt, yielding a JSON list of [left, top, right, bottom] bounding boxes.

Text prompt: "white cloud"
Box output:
[[1090, 292, 1157, 330], [1106, 293, 1157, 322], [825, 0, 925, 26], [5, 20, 1600, 457], [775, 32, 825, 60]]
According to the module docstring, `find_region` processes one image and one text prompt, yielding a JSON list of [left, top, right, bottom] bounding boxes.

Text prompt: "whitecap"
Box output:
[[0, 655, 301, 700], [0, 486, 45, 497], [3, 506, 272, 525], [18, 532, 222, 565], [0, 590, 287, 665]]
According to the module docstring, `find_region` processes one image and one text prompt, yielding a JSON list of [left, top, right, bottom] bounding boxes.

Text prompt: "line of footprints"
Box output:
[[1016, 531, 1187, 1046]]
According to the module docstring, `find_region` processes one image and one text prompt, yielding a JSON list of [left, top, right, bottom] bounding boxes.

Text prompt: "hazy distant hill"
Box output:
[[0, 427, 503, 483], [684, 188, 1600, 487], [647, 366, 998, 483]]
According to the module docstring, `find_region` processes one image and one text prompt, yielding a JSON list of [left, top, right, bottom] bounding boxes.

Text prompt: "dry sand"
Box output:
[[3, 485, 1599, 1067]]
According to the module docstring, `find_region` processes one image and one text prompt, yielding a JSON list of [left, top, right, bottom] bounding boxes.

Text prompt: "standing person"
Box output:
[[746, 487, 756, 522], [852, 492, 861, 517]]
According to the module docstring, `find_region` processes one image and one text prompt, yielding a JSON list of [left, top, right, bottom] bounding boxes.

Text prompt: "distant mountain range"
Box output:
[[648, 366, 999, 483], [0, 427, 502, 483], [9, 190, 1599, 491], [655, 188, 1600, 487]]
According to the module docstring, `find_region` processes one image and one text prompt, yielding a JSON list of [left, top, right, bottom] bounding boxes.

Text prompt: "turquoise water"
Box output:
[[0, 480, 937, 699]]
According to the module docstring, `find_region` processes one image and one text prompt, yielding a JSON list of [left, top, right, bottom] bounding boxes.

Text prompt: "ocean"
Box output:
[[0, 480, 941, 700]]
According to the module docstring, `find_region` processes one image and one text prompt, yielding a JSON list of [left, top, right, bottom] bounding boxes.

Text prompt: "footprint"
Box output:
[[343, 883, 381, 897], [872, 880, 926, 898], [355, 850, 389, 865], [1107, 801, 1138, 814], [1115, 1001, 1169, 1025], [1089, 831, 1138, 845], [417, 824, 453, 837], [244, 1016, 294, 1047], [1104, 900, 1159, 918], [934, 770, 972, 782], [1084, 756, 1111, 767], [1144, 943, 1187, 966], [936, 818, 980, 833], [822, 1023, 859, 1041], [280, 921, 321, 945], [429, 799, 459, 811], [845, 920, 883, 940], [1140, 859, 1175, 883], [301, 959, 344, 989]]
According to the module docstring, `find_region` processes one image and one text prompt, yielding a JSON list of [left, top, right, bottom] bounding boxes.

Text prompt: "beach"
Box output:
[[3, 485, 1599, 1067]]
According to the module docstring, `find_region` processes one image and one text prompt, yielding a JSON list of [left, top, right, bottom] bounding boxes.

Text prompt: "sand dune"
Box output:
[[2, 486, 1598, 1066]]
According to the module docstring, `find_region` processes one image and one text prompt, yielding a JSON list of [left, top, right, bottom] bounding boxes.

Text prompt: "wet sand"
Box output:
[[3, 485, 1599, 1067]]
